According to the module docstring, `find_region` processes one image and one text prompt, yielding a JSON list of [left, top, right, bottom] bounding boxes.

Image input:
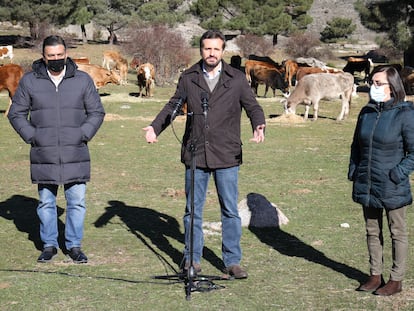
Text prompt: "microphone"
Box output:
[[201, 92, 209, 119], [171, 94, 186, 121]]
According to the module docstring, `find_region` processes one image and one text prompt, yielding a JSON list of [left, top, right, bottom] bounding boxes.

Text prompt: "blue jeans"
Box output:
[[183, 166, 242, 267], [37, 183, 86, 250]]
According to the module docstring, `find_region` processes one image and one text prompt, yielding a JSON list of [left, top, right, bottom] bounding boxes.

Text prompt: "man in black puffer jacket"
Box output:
[[8, 35, 105, 264]]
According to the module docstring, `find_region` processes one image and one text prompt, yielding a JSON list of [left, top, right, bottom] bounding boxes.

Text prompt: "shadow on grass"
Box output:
[[268, 113, 335, 121], [0, 194, 66, 251], [248, 226, 367, 283], [245, 192, 366, 284], [94, 200, 224, 274]]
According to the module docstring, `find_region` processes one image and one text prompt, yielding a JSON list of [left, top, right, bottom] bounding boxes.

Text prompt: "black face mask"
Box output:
[[47, 59, 66, 72]]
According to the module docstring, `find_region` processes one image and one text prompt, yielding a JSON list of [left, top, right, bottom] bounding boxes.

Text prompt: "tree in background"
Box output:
[[136, 0, 186, 25], [123, 26, 192, 85], [91, 0, 149, 45], [355, 0, 414, 65], [0, 0, 187, 44], [320, 17, 356, 43], [68, 0, 94, 43], [234, 34, 274, 57], [93, 0, 186, 44], [283, 32, 335, 59], [0, 0, 315, 48], [190, 0, 313, 45], [0, 0, 78, 40]]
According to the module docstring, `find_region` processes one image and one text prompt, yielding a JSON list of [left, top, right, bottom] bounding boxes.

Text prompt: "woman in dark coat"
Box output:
[[348, 66, 414, 296]]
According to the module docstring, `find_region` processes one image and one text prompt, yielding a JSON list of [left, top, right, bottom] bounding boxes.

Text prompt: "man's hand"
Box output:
[[250, 124, 265, 143], [143, 126, 158, 143]]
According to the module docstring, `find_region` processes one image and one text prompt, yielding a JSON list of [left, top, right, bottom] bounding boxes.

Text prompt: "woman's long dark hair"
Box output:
[[370, 66, 406, 104]]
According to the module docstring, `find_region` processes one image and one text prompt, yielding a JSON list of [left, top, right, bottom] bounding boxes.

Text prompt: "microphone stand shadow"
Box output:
[[152, 109, 228, 300]]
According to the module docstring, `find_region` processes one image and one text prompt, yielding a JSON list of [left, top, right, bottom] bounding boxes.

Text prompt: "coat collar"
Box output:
[[184, 60, 235, 79], [32, 57, 77, 79], [367, 98, 396, 111]]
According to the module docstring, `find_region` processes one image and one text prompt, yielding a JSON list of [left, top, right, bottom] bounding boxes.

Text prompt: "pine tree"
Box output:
[[355, 0, 414, 66], [190, 0, 313, 45], [0, 0, 77, 40]]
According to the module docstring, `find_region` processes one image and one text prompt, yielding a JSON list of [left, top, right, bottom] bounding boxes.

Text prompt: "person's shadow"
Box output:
[[246, 193, 367, 285], [0, 194, 66, 251], [94, 200, 224, 274]]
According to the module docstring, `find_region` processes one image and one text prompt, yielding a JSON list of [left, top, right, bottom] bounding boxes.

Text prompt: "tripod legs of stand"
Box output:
[[185, 266, 196, 300], [156, 113, 225, 300], [183, 141, 225, 300], [183, 267, 225, 300]]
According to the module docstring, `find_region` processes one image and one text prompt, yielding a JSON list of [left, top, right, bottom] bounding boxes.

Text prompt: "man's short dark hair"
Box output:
[[200, 30, 226, 50], [42, 35, 66, 55]]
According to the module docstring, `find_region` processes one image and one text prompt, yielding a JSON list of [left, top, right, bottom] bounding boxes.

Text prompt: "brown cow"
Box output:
[[72, 57, 90, 64], [295, 66, 342, 82], [343, 57, 373, 82], [102, 50, 128, 85], [136, 63, 155, 97], [248, 54, 279, 67], [283, 60, 318, 88], [114, 58, 128, 85], [2, 64, 24, 116], [77, 63, 121, 89], [130, 54, 141, 70], [282, 59, 299, 89], [102, 50, 121, 68], [244, 59, 281, 83], [250, 66, 288, 97], [245, 60, 287, 97]]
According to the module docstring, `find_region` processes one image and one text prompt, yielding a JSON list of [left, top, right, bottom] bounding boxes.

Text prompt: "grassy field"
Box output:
[[1, 44, 414, 310]]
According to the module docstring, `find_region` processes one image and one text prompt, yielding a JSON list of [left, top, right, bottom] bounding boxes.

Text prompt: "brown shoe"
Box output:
[[357, 275, 384, 292], [226, 265, 248, 279], [182, 262, 201, 273], [374, 280, 402, 296]]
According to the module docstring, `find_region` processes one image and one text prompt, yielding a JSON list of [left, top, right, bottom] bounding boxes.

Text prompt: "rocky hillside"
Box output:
[[175, 0, 381, 51], [177, 0, 377, 43], [307, 0, 379, 42], [58, 0, 381, 50]]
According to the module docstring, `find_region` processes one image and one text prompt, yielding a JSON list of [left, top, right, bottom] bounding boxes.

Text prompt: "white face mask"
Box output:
[[370, 85, 386, 102]]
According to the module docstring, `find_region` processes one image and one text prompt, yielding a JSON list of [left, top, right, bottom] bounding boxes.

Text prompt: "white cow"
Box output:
[[282, 72, 354, 121], [0, 45, 13, 62]]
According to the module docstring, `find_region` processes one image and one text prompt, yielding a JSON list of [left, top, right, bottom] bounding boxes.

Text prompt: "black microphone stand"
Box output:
[[153, 107, 227, 301], [185, 111, 199, 297]]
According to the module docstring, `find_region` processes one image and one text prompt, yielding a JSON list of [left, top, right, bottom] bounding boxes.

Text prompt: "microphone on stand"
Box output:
[[171, 94, 186, 121], [201, 92, 209, 121]]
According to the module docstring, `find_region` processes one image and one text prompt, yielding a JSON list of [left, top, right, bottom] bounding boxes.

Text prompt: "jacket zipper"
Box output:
[[366, 104, 382, 207], [54, 81, 63, 183]]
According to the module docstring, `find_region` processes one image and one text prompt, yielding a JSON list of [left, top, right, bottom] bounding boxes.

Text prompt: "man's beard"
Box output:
[[204, 57, 220, 69]]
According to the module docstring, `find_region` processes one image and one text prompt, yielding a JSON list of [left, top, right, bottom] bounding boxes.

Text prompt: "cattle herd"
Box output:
[[232, 53, 414, 121], [1, 44, 414, 121], [0, 47, 158, 116]]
